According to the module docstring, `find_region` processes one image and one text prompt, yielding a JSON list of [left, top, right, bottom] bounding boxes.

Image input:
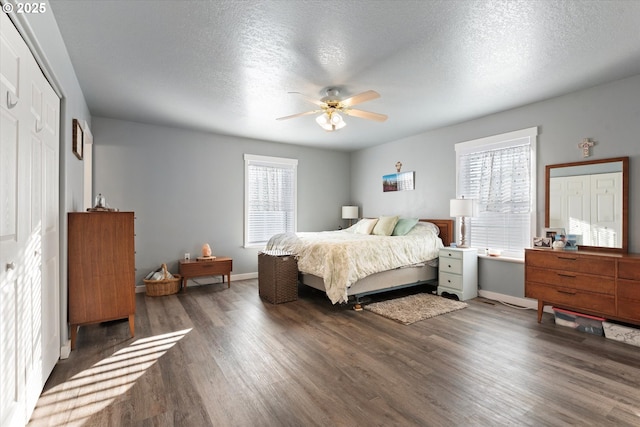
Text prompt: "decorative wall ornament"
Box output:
[[578, 138, 595, 157], [383, 171, 414, 192], [395, 161, 402, 172]]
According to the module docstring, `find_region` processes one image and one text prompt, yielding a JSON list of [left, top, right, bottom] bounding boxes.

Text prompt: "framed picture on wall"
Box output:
[[382, 171, 414, 192], [72, 118, 84, 160]]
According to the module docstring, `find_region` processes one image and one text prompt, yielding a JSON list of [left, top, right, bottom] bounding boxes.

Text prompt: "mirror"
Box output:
[[545, 157, 628, 253]]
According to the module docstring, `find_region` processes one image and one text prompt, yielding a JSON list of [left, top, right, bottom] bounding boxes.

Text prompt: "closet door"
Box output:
[[1, 12, 31, 426], [590, 172, 622, 247], [549, 175, 590, 240], [24, 46, 60, 414], [0, 12, 60, 426]]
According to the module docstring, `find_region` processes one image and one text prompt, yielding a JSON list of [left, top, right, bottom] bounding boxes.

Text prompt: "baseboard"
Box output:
[[230, 272, 258, 281], [136, 272, 259, 293], [478, 289, 554, 313], [60, 341, 71, 360]]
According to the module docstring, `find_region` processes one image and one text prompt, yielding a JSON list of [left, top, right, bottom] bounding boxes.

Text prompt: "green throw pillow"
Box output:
[[392, 218, 419, 236]]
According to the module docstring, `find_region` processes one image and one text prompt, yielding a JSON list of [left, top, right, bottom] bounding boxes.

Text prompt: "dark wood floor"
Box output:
[[29, 279, 640, 426]]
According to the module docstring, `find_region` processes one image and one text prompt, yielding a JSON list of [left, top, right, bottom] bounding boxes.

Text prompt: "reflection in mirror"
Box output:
[[546, 157, 628, 253]]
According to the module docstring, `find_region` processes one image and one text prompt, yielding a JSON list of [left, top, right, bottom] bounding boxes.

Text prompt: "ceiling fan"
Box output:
[[276, 88, 388, 131]]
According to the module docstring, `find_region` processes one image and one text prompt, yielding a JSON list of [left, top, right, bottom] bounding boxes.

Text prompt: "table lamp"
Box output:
[[342, 206, 359, 227], [450, 197, 475, 248]]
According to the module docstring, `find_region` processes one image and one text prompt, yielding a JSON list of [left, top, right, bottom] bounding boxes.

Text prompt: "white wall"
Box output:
[[92, 117, 352, 285], [351, 74, 640, 297]]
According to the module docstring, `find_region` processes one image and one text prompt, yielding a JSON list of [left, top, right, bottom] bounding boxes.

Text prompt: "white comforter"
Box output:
[[265, 222, 443, 304]]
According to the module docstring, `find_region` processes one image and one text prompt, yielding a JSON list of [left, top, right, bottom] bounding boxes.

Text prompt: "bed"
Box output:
[[265, 218, 454, 305]]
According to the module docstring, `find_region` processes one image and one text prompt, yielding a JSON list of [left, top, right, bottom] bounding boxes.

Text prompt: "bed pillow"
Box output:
[[392, 217, 419, 236], [353, 218, 379, 234], [406, 221, 440, 236], [372, 215, 399, 236]]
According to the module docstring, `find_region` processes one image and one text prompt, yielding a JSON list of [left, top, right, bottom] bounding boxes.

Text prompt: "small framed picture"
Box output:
[[72, 119, 84, 160], [565, 234, 578, 249], [544, 228, 565, 241], [533, 236, 553, 248]]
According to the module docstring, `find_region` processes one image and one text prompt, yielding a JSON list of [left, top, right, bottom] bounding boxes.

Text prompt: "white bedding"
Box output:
[[265, 222, 443, 304]]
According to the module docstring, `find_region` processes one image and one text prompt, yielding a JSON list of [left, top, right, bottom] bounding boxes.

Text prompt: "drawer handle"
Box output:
[[447, 279, 452, 283], [557, 273, 576, 278], [557, 256, 577, 261], [448, 265, 452, 268], [557, 289, 577, 295]]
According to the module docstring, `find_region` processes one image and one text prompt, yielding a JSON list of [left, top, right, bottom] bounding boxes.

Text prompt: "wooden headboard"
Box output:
[[420, 219, 454, 247]]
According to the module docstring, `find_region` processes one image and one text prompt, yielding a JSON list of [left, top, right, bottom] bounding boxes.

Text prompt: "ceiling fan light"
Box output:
[[317, 113, 347, 131], [316, 113, 331, 126]]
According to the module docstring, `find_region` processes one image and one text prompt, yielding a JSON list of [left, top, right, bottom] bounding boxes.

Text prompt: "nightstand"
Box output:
[[179, 257, 232, 292], [438, 247, 478, 301]]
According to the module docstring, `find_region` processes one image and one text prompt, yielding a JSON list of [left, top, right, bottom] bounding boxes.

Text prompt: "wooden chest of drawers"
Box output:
[[68, 212, 136, 350], [525, 248, 640, 325], [617, 258, 640, 320]]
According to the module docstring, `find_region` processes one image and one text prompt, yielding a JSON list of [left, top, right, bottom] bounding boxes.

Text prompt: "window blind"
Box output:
[[244, 154, 297, 247], [456, 128, 537, 257]]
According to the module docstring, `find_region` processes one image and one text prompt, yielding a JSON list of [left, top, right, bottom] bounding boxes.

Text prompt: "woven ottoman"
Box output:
[[258, 250, 298, 304]]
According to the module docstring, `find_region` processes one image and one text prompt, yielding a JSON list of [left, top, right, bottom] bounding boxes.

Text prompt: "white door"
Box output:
[[1, 12, 60, 426], [591, 172, 622, 247], [549, 175, 590, 242]]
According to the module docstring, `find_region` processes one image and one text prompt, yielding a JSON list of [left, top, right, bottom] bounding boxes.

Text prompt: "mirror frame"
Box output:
[[545, 156, 629, 254]]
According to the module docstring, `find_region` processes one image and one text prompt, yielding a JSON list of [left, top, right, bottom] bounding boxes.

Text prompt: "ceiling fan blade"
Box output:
[[289, 92, 326, 107], [276, 110, 321, 121], [344, 108, 388, 122], [340, 90, 381, 107]]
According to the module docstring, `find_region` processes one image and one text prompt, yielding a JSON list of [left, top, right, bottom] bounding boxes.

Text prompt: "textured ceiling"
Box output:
[[48, 0, 640, 151]]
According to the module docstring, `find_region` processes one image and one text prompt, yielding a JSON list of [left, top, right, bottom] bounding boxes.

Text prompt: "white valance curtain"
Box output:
[[463, 144, 531, 214]]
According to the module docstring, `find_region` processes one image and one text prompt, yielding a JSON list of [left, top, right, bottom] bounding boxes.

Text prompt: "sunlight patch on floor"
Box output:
[[28, 328, 191, 426]]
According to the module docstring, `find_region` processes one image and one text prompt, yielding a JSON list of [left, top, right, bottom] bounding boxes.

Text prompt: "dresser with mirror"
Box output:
[[525, 156, 640, 325]]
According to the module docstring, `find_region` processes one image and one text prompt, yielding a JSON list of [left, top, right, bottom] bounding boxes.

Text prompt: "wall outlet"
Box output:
[[184, 253, 190, 260]]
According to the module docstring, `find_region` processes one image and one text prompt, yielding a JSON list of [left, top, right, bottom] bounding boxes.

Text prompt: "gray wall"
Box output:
[[351, 74, 640, 298], [92, 117, 351, 284]]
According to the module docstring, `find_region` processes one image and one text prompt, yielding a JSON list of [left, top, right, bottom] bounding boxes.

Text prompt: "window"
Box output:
[[456, 127, 537, 258], [244, 154, 297, 247]]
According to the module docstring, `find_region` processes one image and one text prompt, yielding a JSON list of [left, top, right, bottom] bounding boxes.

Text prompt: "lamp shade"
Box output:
[[450, 198, 474, 217], [342, 205, 359, 220], [316, 111, 346, 131]]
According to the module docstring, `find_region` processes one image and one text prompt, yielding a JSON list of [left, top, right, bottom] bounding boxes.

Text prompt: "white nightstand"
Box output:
[[438, 247, 478, 301]]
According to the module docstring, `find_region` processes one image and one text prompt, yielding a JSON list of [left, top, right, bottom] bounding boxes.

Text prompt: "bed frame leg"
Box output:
[[352, 295, 364, 311]]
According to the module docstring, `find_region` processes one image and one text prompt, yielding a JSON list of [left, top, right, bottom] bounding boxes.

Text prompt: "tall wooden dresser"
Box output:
[[525, 248, 640, 325], [68, 212, 136, 349]]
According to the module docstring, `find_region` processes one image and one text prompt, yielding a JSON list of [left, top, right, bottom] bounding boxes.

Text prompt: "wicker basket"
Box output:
[[258, 251, 298, 304], [144, 263, 182, 296]]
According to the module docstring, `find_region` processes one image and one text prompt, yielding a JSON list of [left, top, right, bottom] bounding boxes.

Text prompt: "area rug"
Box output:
[[364, 293, 468, 325]]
